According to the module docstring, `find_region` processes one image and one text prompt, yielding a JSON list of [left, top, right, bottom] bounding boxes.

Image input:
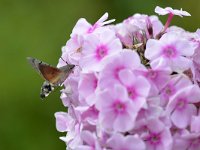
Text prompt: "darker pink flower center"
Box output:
[[96, 45, 108, 60], [163, 84, 175, 96], [147, 133, 161, 145], [163, 46, 177, 58], [127, 87, 137, 100], [113, 101, 126, 113], [176, 98, 187, 110], [146, 70, 157, 79]]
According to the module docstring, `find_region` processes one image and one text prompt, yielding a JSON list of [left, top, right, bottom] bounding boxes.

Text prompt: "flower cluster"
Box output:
[[55, 6, 200, 150]]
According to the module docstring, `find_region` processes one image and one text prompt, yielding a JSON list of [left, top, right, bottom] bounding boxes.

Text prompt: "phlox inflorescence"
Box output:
[[54, 6, 200, 150]]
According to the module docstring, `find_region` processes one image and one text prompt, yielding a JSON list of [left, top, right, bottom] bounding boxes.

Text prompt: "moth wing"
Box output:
[[27, 57, 64, 84], [57, 64, 75, 84]]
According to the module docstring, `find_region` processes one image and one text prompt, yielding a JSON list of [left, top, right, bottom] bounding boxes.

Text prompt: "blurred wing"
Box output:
[[27, 57, 63, 84]]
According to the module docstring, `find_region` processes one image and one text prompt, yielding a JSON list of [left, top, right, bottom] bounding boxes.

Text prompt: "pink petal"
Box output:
[[113, 84, 129, 102], [160, 129, 173, 149], [125, 136, 146, 150], [78, 73, 97, 99], [55, 112, 73, 132], [130, 97, 146, 111], [155, 6, 169, 15], [82, 34, 99, 55], [95, 89, 114, 110], [99, 109, 116, 130], [118, 69, 135, 86], [174, 75, 192, 90], [171, 56, 192, 71], [107, 133, 125, 150], [145, 39, 162, 60], [99, 29, 117, 44], [81, 130, 95, 146], [134, 76, 150, 97], [96, 12, 108, 23], [176, 40, 195, 56], [121, 50, 141, 69], [71, 18, 91, 36], [107, 39, 122, 53], [147, 118, 164, 133], [171, 104, 197, 128], [113, 112, 134, 132], [191, 116, 200, 133], [185, 85, 200, 103]]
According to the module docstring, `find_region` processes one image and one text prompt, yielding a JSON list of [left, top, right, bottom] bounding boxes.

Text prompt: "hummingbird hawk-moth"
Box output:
[[27, 57, 75, 99]]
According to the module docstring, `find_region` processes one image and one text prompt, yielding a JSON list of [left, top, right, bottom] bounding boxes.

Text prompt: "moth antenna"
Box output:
[[60, 57, 69, 64], [61, 56, 79, 67]]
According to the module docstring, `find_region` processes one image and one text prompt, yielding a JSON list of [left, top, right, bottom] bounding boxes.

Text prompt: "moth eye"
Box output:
[[44, 84, 52, 91]]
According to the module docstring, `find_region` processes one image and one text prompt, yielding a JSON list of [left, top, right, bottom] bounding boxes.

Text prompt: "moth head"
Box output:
[[68, 64, 75, 70]]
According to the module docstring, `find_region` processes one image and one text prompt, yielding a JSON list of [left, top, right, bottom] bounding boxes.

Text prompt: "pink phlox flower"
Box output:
[[133, 105, 166, 135], [107, 133, 146, 150], [114, 23, 134, 48], [58, 12, 115, 66], [155, 6, 191, 17], [124, 14, 151, 38], [98, 50, 142, 89], [80, 28, 122, 72], [76, 130, 101, 150], [78, 73, 98, 106], [124, 14, 163, 38], [155, 6, 191, 36], [145, 32, 196, 72], [142, 118, 173, 150], [159, 75, 192, 107], [115, 15, 146, 48], [96, 84, 138, 132], [118, 69, 150, 111], [166, 85, 200, 129], [58, 35, 84, 66]]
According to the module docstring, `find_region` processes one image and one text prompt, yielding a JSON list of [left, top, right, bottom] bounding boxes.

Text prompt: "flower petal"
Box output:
[[171, 104, 197, 128]]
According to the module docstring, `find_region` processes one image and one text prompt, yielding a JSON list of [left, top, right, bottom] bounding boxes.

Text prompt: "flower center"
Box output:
[[96, 45, 108, 60], [150, 134, 161, 144], [163, 46, 177, 58], [164, 84, 174, 96], [147, 70, 157, 79], [76, 47, 82, 53], [113, 101, 126, 113], [127, 87, 137, 100], [176, 98, 187, 110]]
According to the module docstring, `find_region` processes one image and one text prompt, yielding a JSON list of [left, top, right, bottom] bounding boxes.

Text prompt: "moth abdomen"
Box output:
[[40, 81, 55, 99]]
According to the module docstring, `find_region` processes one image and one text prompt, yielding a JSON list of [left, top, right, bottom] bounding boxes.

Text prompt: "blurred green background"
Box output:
[[0, 0, 199, 149]]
